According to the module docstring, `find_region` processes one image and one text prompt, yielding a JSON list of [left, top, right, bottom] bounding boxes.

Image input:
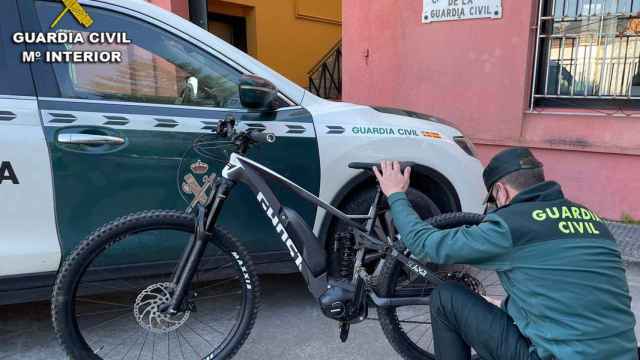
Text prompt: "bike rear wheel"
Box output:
[[52, 210, 259, 360], [377, 212, 505, 360]]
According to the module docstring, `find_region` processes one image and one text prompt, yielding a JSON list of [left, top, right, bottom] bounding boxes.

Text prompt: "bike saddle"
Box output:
[[348, 161, 416, 172]]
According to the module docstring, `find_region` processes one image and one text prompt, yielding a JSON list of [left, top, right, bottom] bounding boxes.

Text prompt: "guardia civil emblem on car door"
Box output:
[[181, 160, 211, 206], [189, 160, 209, 175]]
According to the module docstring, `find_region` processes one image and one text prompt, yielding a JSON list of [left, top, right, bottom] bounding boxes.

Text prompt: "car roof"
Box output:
[[86, 0, 310, 104]]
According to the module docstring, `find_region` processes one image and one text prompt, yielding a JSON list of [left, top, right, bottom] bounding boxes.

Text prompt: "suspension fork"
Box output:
[[165, 178, 235, 314]]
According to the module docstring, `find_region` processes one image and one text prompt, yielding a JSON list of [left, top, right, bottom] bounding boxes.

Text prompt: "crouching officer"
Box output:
[[373, 148, 637, 360]]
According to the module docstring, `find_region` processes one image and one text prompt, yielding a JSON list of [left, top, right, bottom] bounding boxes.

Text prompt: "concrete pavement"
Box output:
[[2, 268, 640, 359], [0, 274, 400, 360], [3, 222, 640, 359], [610, 222, 640, 261]]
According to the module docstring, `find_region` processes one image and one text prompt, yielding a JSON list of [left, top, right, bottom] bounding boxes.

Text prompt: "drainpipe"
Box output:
[[188, 0, 208, 29]]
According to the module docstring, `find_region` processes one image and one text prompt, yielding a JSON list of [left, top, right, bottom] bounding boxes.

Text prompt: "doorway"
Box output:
[[208, 13, 247, 53]]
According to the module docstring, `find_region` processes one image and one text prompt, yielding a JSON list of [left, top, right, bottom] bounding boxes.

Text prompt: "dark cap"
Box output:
[[483, 147, 543, 202]]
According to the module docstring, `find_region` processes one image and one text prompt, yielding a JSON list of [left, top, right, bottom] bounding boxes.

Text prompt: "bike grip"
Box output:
[[248, 131, 276, 144]]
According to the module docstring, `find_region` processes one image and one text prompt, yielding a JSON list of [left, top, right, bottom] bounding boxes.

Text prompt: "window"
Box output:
[[533, 0, 640, 107], [35, 2, 243, 108]]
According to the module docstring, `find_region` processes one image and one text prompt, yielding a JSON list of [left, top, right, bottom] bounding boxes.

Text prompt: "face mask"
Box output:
[[494, 186, 502, 207], [483, 184, 497, 214], [483, 195, 497, 214], [485, 185, 507, 214]]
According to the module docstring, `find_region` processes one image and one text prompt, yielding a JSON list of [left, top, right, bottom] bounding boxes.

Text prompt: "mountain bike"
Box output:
[[52, 116, 500, 359]]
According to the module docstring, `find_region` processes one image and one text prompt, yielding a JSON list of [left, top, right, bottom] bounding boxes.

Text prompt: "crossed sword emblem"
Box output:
[[182, 174, 216, 211], [51, 0, 94, 29]]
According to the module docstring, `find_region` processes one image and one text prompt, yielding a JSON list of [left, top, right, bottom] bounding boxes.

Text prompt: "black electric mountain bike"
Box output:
[[52, 117, 502, 360]]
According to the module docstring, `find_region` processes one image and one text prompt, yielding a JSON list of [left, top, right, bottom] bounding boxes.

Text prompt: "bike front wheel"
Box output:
[[52, 210, 259, 360]]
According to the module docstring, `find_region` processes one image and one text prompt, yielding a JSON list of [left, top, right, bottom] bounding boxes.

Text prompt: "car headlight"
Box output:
[[453, 136, 478, 158]]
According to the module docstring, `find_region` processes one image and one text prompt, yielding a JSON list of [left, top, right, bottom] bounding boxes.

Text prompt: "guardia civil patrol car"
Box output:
[[0, 0, 485, 304]]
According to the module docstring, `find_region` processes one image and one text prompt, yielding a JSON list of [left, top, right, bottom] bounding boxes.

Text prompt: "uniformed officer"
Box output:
[[373, 148, 637, 360]]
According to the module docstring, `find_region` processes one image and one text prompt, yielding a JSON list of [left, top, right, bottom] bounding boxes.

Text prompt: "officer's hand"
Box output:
[[373, 160, 411, 197]]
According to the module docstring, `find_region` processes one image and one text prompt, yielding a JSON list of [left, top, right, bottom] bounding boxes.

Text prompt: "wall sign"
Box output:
[[422, 0, 502, 23]]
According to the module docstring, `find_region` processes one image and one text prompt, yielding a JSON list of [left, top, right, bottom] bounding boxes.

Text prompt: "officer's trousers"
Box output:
[[430, 282, 541, 360]]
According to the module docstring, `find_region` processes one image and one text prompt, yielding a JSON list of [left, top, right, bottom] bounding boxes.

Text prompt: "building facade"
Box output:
[[151, 0, 341, 89], [343, 0, 640, 219]]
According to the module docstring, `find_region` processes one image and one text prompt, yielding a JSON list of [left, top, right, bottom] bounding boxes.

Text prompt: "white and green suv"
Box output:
[[0, 0, 485, 304]]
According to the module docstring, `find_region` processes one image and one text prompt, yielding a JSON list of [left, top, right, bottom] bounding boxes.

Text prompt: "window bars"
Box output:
[[532, 0, 640, 106]]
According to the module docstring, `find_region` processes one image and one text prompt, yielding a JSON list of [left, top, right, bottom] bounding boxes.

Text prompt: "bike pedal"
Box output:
[[339, 322, 350, 343]]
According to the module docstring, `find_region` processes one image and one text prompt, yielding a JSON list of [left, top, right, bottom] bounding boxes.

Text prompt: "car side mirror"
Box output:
[[239, 75, 278, 111]]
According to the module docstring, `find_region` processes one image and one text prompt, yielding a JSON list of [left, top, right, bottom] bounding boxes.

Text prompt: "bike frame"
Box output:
[[166, 152, 441, 313], [220, 153, 372, 297]]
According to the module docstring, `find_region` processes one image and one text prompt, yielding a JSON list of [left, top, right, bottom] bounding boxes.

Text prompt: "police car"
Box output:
[[0, 0, 485, 304]]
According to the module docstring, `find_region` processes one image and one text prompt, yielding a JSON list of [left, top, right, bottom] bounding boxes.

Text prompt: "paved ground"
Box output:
[[0, 274, 400, 360], [610, 222, 640, 261], [3, 267, 640, 360], [1, 222, 640, 359]]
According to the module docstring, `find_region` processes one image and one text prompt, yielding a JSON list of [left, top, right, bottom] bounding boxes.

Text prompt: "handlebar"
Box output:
[[214, 116, 277, 155], [247, 131, 276, 144]]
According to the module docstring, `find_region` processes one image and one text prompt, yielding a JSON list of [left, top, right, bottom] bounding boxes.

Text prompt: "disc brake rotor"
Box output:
[[133, 282, 190, 334]]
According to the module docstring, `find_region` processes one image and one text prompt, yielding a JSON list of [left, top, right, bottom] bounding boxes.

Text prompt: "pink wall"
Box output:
[[476, 145, 640, 220], [151, 0, 189, 19], [343, 0, 640, 219]]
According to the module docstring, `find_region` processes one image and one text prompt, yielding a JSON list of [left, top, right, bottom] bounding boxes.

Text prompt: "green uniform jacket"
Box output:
[[388, 181, 637, 359]]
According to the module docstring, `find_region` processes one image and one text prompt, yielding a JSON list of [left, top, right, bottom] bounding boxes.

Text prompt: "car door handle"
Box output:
[[57, 133, 125, 145]]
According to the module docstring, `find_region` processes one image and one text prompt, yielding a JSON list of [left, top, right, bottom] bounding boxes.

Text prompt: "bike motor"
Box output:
[[319, 278, 367, 323]]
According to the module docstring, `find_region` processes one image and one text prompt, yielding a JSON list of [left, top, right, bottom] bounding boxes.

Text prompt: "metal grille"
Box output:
[[532, 0, 640, 103]]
